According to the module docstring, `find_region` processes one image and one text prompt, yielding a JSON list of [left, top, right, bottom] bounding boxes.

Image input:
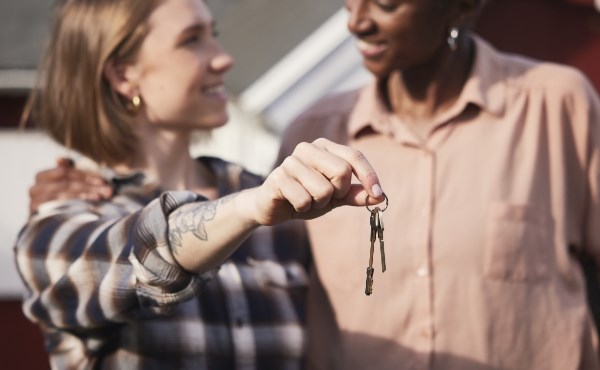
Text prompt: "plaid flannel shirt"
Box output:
[[15, 157, 310, 370]]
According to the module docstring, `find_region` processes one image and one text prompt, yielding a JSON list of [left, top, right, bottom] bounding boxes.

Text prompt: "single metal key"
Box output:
[[365, 210, 377, 295], [376, 207, 386, 273]]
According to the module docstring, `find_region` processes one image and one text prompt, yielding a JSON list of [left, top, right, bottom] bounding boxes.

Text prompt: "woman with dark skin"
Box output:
[[275, 0, 600, 368]]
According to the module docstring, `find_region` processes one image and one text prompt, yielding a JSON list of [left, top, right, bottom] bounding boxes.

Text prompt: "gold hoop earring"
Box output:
[[127, 94, 142, 114]]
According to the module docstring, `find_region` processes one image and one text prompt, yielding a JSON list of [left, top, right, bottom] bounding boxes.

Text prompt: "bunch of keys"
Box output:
[[365, 193, 388, 296]]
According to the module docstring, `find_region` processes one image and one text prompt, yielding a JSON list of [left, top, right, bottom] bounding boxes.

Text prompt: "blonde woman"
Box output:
[[15, 0, 384, 369]]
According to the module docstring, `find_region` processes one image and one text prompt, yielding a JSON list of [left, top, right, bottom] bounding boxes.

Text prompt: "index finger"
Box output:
[[312, 138, 384, 200]]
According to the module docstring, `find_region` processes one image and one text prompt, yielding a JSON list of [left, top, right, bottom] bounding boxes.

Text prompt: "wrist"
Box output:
[[231, 188, 264, 228]]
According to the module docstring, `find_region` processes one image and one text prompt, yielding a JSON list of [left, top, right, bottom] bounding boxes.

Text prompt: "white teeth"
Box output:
[[356, 39, 386, 53]]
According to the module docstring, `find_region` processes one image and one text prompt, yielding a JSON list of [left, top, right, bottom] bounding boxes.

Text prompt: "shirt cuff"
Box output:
[[130, 191, 211, 308]]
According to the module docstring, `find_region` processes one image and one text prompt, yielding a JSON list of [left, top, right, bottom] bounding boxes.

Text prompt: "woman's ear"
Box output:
[[103, 59, 139, 98]]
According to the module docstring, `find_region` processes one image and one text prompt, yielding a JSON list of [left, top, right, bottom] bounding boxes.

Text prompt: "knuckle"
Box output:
[[312, 137, 329, 147], [331, 162, 352, 180], [292, 141, 311, 156], [281, 155, 298, 169], [312, 186, 333, 208], [268, 167, 285, 184], [348, 148, 366, 162], [294, 194, 313, 212], [314, 183, 332, 198]]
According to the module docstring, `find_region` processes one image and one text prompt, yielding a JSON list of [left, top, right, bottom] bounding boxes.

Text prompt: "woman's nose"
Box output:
[[346, 0, 372, 35], [210, 50, 234, 73]]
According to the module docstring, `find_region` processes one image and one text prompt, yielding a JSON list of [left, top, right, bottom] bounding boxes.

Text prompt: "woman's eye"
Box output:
[[182, 34, 201, 45], [179, 24, 219, 47], [373, 0, 398, 11]]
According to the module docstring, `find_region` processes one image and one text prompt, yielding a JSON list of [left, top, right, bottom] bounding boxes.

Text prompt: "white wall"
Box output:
[[0, 129, 68, 297], [238, 8, 371, 134]]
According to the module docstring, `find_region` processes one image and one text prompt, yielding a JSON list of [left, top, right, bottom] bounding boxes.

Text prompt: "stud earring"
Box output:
[[447, 27, 459, 52], [127, 94, 142, 114]]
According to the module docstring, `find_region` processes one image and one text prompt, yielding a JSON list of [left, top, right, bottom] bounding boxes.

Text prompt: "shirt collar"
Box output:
[[102, 156, 230, 197], [458, 35, 506, 117], [348, 34, 506, 138], [348, 82, 393, 138]]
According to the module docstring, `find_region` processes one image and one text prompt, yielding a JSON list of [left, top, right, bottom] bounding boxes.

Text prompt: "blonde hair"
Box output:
[[22, 0, 160, 166]]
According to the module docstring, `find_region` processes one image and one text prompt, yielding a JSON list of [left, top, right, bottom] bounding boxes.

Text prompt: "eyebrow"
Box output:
[[179, 20, 216, 36]]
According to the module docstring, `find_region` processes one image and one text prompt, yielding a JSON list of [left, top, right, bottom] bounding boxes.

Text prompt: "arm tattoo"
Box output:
[[168, 193, 238, 253]]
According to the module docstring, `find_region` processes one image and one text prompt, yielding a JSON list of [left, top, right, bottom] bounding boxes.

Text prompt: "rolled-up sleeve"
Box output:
[[14, 190, 212, 330]]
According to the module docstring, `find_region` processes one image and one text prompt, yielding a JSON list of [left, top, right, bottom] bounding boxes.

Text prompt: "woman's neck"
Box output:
[[114, 126, 218, 198], [384, 35, 475, 126]]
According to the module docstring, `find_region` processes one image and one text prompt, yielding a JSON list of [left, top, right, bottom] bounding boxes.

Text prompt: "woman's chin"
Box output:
[[194, 113, 230, 129], [363, 62, 393, 81]]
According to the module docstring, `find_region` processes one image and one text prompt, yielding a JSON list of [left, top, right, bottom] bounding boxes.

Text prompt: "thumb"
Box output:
[[332, 184, 387, 208]]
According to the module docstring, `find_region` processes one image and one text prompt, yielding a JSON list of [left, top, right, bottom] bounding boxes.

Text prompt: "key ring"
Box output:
[[366, 192, 388, 212]]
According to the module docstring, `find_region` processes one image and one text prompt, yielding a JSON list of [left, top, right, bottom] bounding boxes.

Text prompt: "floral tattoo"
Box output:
[[168, 194, 237, 254]]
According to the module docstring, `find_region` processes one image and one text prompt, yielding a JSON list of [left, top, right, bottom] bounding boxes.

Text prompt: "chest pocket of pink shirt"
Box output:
[[483, 202, 555, 282]]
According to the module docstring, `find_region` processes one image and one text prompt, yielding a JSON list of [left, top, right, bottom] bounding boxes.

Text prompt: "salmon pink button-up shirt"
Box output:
[[277, 36, 600, 370]]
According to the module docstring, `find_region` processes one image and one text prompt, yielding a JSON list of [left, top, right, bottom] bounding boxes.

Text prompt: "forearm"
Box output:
[[16, 194, 212, 330], [168, 188, 262, 273]]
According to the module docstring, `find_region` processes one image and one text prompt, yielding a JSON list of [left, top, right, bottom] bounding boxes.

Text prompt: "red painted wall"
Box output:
[[0, 301, 50, 370], [475, 0, 600, 91], [0, 96, 26, 128]]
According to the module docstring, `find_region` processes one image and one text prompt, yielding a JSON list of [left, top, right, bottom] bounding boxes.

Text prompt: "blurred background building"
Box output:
[[1, 0, 600, 368]]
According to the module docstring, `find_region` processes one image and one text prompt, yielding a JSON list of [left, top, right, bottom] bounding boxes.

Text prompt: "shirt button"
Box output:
[[416, 264, 429, 277]]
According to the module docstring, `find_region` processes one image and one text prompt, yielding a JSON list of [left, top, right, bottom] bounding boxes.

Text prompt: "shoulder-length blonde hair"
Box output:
[[23, 0, 159, 166]]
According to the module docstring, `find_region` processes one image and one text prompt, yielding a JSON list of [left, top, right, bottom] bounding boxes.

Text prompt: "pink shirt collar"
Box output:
[[348, 35, 507, 138]]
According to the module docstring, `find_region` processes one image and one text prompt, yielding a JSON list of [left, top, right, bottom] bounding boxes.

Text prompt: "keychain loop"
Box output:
[[366, 192, 389, 212]]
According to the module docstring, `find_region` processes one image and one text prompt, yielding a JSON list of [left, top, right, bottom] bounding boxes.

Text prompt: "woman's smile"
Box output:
[[356, 38, 388, 59], [202, 83, 227, 103]]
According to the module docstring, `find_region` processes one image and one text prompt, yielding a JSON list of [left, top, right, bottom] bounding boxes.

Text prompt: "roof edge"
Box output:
[[0, 69, 36, 92]]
